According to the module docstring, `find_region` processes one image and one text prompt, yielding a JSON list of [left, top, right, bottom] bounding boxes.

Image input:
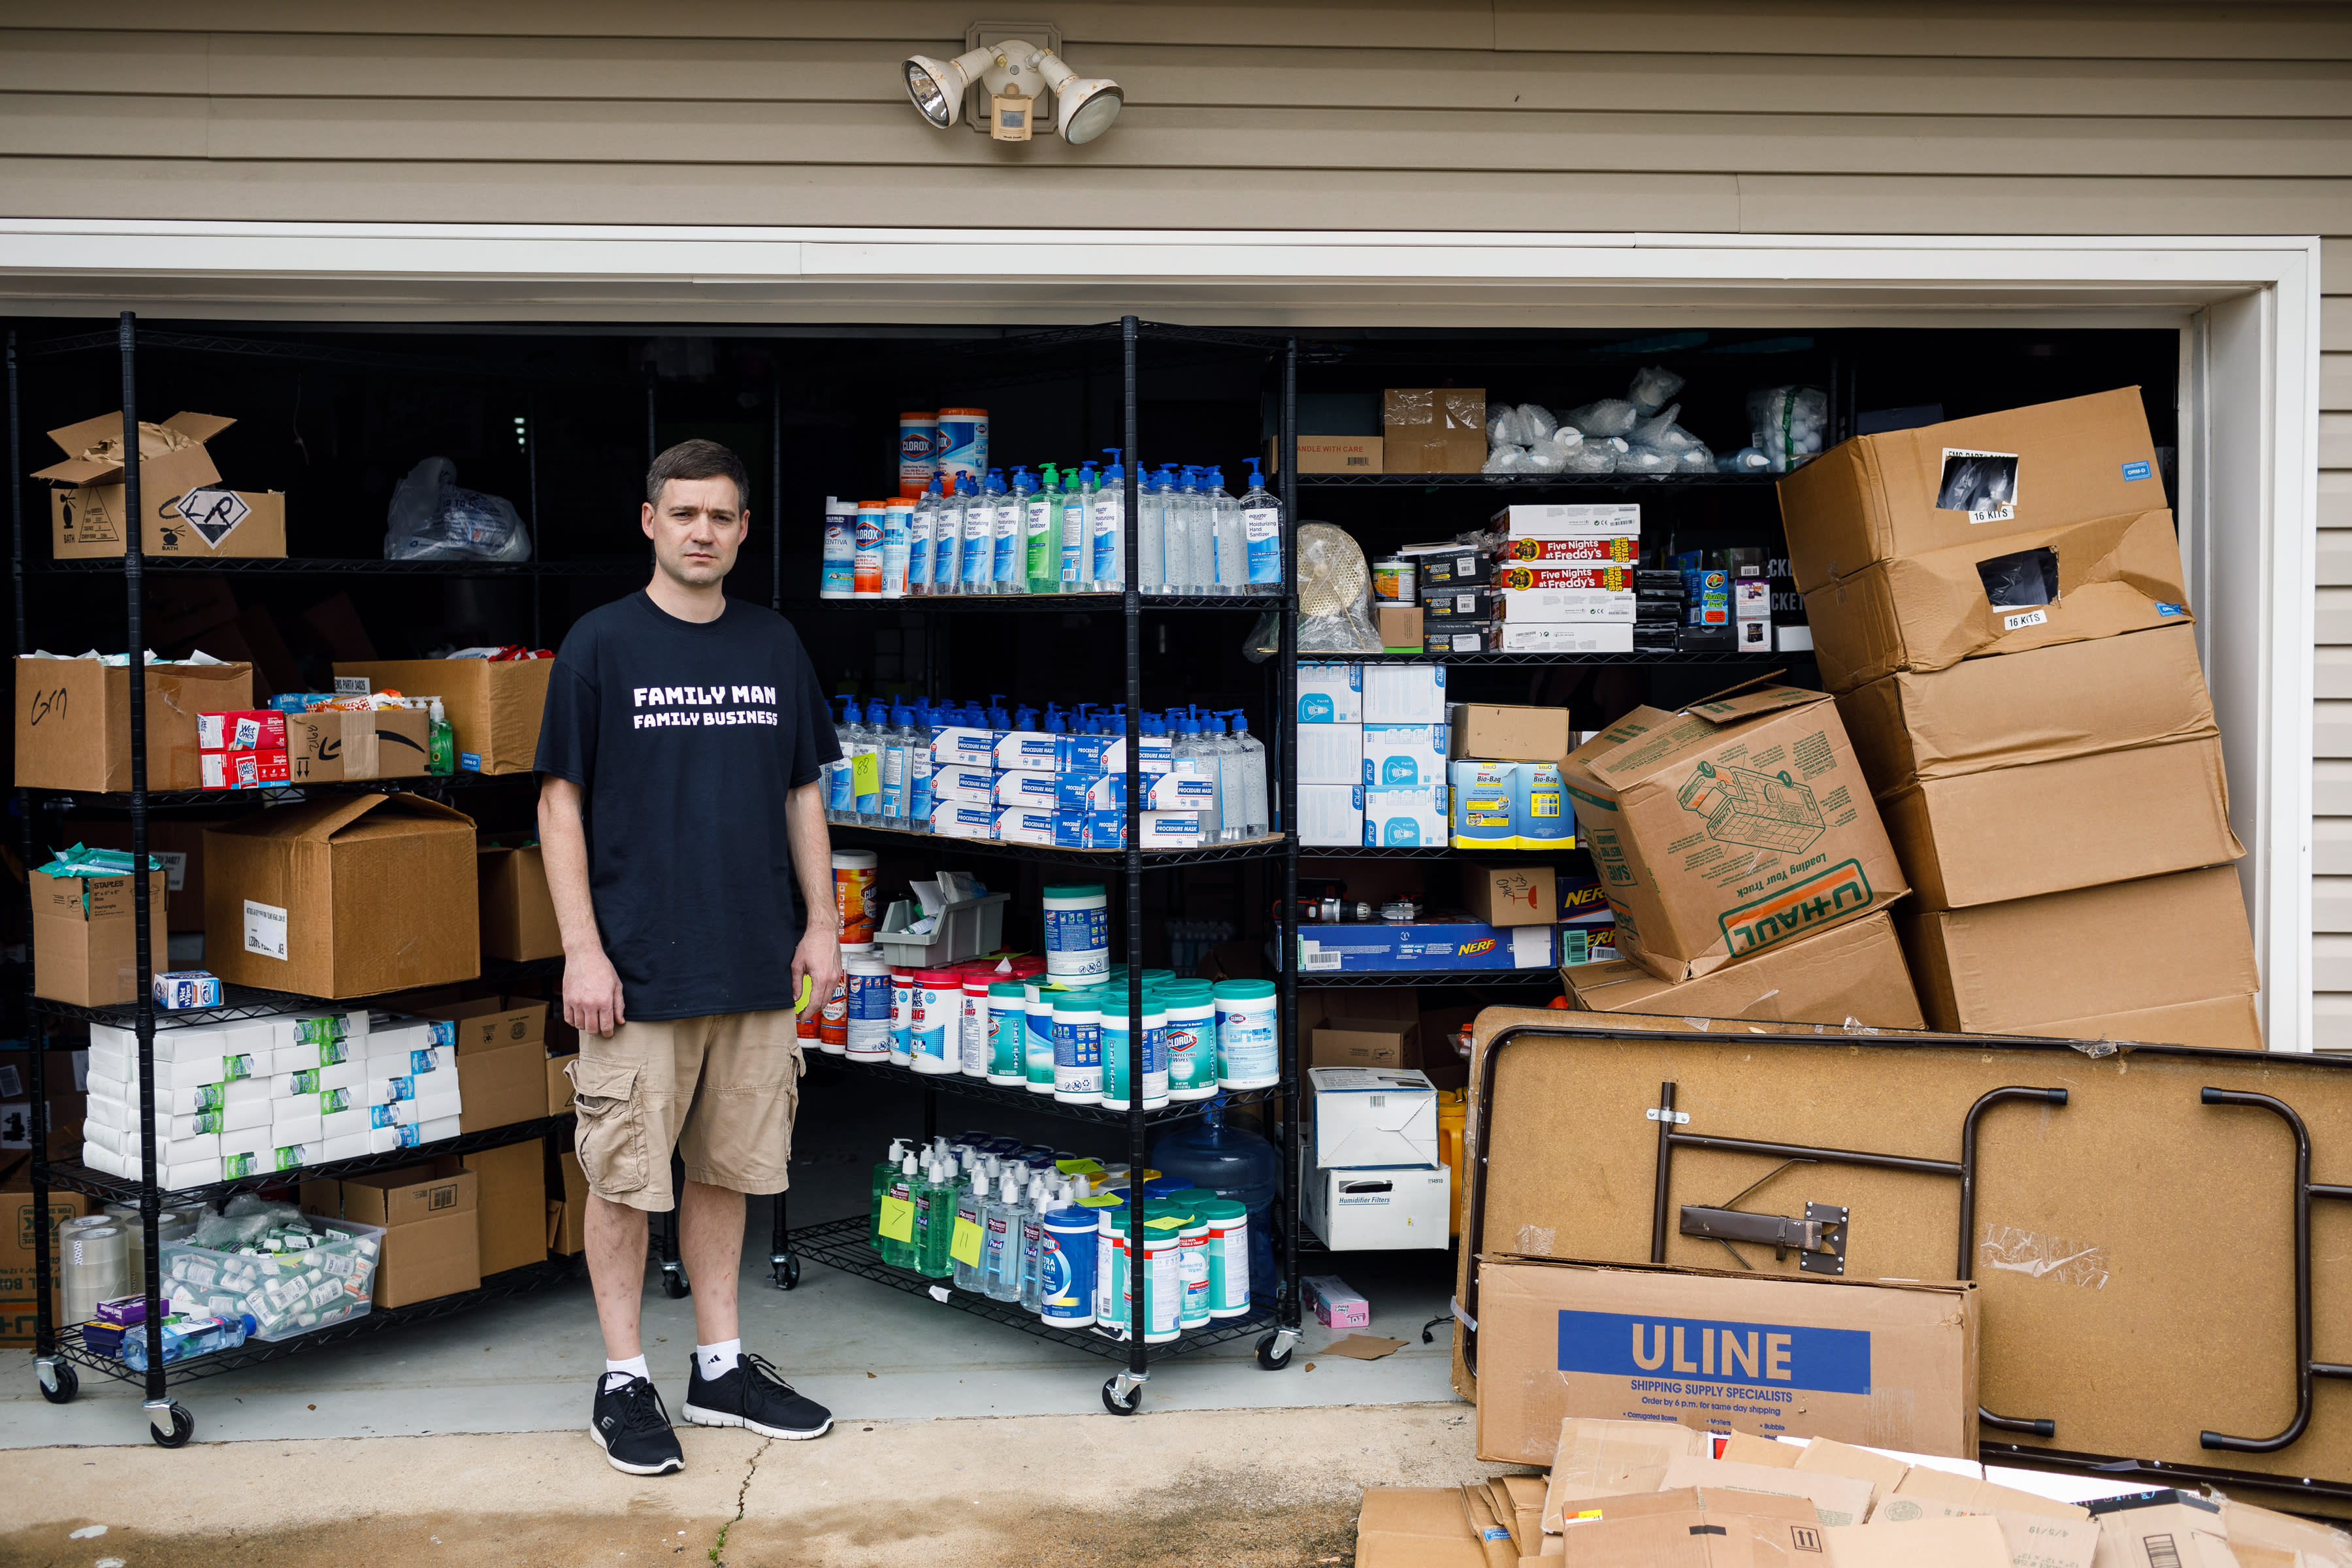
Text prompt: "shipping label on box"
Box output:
[[1297, 662, 1362, 724], [1362, 724, 1446, 789], [1472, 1257, 1978, 1467]]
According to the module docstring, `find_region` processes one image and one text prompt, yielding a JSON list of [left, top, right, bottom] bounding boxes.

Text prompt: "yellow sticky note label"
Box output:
[[877, 1196, 915, 1243], [1056, 1158, 1103, 1175], [1143, 1215, 1184, 1232], [851, 750, 881, 797], [950, 1217, 985, 1267], [1076, 1195, 1120, 1209]]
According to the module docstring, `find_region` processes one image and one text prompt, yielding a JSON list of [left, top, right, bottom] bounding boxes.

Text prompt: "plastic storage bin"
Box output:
[[874, 891, 1009, 968], [159, 1217, 385, 1344]]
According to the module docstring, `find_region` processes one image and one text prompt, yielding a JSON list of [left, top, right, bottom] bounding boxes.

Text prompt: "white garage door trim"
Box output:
[[0, 221, 2320, 1050]]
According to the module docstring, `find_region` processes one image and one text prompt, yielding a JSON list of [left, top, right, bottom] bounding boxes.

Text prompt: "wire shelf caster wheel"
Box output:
[[36, 1358, 76, 1405], [771, 1254, 801, 1292], [1101, 1372, 1146, 1416], [659, 1264, 691, 1300], [1255, 1328, 1299, 1371], [148, 1401, 195, 1449]]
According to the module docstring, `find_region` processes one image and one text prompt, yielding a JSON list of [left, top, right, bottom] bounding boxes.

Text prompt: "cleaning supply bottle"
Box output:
[[931, 472, 964, 595], [1093, 448, 1126, 592], [983, 1169, 1025, 1301], [827, 696, 858, 824], [986, 469, 1019, 595], [1017, 465, 1050, 595], [1059, 464, 1091, 592], [913, 1158, 951, 1278], [907, 698, 937, 831], [852, 700, 884, 826], [959, 471, 994, 594], [952, 1161, 990, 1291], [1224, 710, 1270, 838], [1200, 710, 1239, 841], [427, 697, 455, 776], [877, 700, 911, 826], [879, 1150, 921, 1269], [909, 475, 940, 596], [1019, 1177, 1056, 1312], [1171, 709, 1222, 842], [1208, 466, 1244, 591], [1237, 458, 1282, 594], [868, 1137, 910, 1251], [1136, 464, 1164, 594]]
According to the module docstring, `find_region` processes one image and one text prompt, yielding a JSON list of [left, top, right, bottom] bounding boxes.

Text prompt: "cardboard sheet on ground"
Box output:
[[1320, 1333, 1407, 1361], [1448, 1013, 2352, 1516]]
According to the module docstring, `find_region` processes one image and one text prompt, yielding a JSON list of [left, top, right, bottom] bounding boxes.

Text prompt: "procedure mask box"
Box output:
[[994, 729, 1059, 772], [932, 801, 998, 840], [1147, 774, 1215, 811], [930, 766, 998, 806], [1298, 662, 1363, 723], [1362, 662, 1446, 724], [1362, 724, 1447, 789], [1139, 811, 1203, 849], [994, 771, 1060, 808], [1300, 783, 1365, 847], [1298, 723, 1363, 785], [1362, 784, 1447, 847], [994, 808, 1058, 846], [929, 727, 996, 768]]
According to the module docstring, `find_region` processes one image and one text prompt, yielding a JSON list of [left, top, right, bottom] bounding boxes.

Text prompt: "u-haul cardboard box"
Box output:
[[1560, 678, 1907, 983], [1473, 1256, 1977, 1469]]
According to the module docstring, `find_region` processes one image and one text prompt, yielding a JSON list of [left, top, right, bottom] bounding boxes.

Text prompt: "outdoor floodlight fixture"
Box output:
[[902, 39, 1123, 144]]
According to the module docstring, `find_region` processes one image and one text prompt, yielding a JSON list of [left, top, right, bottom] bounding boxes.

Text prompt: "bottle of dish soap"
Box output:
[[427, 697, 455, 775]]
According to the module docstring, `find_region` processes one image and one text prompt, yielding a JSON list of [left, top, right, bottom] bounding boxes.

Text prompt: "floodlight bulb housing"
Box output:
[[1032, 48, 1124, 144], [902, 43, 998, 130]]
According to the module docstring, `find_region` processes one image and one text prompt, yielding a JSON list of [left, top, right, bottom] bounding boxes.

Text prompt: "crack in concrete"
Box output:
[[707, 1438, 772, 1565]]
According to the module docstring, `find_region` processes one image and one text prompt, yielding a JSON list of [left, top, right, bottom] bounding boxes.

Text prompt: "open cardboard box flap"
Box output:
[[34, 410, 235, 486], [221, 789, 474, 845]]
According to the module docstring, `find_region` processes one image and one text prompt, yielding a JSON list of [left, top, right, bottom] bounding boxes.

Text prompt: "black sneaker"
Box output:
[[682, 1351, 834, 1440], [590, 1373, 685, 1476]]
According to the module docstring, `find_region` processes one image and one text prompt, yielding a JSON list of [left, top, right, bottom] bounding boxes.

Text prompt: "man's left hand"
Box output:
[[792, 926, 844, 1023]]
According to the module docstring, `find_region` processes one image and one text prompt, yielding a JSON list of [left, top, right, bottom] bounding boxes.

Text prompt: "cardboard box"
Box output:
[[79, 819, 229, 930], [1309, 1066, 1439, 1168], [0, 1183, 90, 1345], [1299, 783, 1364, 847], [1362, 783, 1448, 847], [1298, 915, 1553, 973], [1823, 1516, 2017, 1567], [1363, 723, 1448, 789], [1462, 862, 1558, 928], [1561, 911, 1925, 1030], [1384, 388, 1486, 474], [204, 792, 481, 998], [478, 846, 563, 962], [1778, 389, 2161, 590], [457, 1043, 545, 1134], [1900, 867, 2259, 1039], [1449, 704, 1573, 763], [1472, 1256, 1977, 1467], [1297, 662, 1363, 724], [1884, 1465, 2093, 1524], [1657, 1456, 1874, 1528], [1491, 503, 1641, 538], [331, 1163, 482, 1307], [1298, 723, 1362, 785], [2085, 1492, 2236, 1568], [1561, 679, 1908, 983], [1801, 508, 2190, 694], [33, 866, 168, 1008], [461, 1137, 548, 1277], [1490, 623, 1635, 655], [554, 1147, 588, 1254], [283, 708, 434, 784], [1301, 1159, 1450, 1250], [1838, 624, 2215, 797], [1303, 1273, 1372, 1327], [546, 1051, 578, 1116], [1311, 1017, 1421, 1070], [1541, 1417, 1713, 1533], [1880, 735, 2240, 911], [1548, 1489, 1835, 1567], [33, 409, 288, 561], [334, 659, 553, 776], [2014, 992, 2264, 1052], [419, 994, 550, 1054], [15, 655, 255, 792], [1375, 604, 1422, 649], [1354, 1488, 1486, 1568], [1268, 435, 1384, 476]]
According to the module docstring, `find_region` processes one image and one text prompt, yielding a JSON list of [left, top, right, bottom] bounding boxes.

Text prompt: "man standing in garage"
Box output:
[[536, 438, 844, 1476]]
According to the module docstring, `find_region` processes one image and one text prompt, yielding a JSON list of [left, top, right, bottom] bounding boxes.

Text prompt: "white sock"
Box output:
[[602, 1354, 649, 1392], [696, 1339, 742, 1377]]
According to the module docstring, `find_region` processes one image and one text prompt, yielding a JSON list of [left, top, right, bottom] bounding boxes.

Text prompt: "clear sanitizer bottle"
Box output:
[[1208, 466, 1245, 591], [987, 469, 1019, 595], [932, 474, 965, 596], [908, 477, 939, 597], [1092, 448, 1126, 592], [983, 1170, 1025, 1301], [1237, 459, 1282, 595], [1136, 465, 1164, 595]]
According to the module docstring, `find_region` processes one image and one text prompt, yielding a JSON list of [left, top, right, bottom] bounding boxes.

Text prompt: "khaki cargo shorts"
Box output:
[[566, 1009, 804, 1212]]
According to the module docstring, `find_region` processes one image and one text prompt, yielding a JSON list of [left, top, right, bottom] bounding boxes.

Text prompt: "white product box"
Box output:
[[365, 1045, 448, 1083], [930, 727, 997, 768], [993, 770, 1060, 808], [1307, 1066, 1440, 1169], [90, 1022, 226, 1062], [1360, 784, 1448, 847], [1424, 627, 1487, 655], [1147, 773, 1216, 811], [269, 1112, 323, 1145], [320, 1105, 369, 1143], [366, 1113, 461, 1154], [1361, 724, 1448, 789], [1489, 622, 1636, 653], [370, 1090, 462, 1128], [1299, 784, 1364, 847], [1489, 502, 1641, 538], [1301, 1157, 1452, 1252], [269, 1040, 356, 1075], [930, 766, 998, 805], [1297, 662, 1363, 724], [994, 728, 1059, 772], [86, 1047, 253, 1092], [930, 801, 998, 840], [1298, 722, 1363, 785], [81, 1141, 221, 1190], [1737, 618, 1774, 652], [994, 807, 1059, 846], [363, 1017, 434, 1061], [1362, 662, 1446, 724], [88, 1075, 267, 1117], [84, 1099, 234, 1141], [1494, 588, 1639, 623], [269, 1058, 365, 1095], [319, 1132, 369, 1162], [81, 1123, 220, 1163], [1733, 576, 1772, 619], [1139, 811, 1205, 849]]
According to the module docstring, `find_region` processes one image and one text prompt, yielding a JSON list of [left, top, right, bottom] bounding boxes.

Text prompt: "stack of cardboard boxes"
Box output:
[[1784, 390, 2262, 1049]]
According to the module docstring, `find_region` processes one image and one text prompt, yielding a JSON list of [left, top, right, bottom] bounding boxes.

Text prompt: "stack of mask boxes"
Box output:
[[1297, 662, 1450, 847]]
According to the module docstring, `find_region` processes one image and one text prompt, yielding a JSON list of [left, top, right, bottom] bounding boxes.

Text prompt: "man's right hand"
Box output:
[[564, 949, 627, 1038]]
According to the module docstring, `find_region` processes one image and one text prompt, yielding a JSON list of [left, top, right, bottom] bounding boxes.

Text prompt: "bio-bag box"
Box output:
[[335, 659, 553, 775], [1562, 678, 1907, 983], [1899, 866, 2261, 1047], [1472, 1256, 1978, 1467], [1563, 909, 1925, 1030], [16, 655, 254, 792], [35, 409, 288, 561], [204, 793, 481, 998], [33, 864, 169, 1009]]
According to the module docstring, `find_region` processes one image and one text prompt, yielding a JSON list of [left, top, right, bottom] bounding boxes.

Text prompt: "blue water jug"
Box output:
[[1149, 1096, 1282, 1299]]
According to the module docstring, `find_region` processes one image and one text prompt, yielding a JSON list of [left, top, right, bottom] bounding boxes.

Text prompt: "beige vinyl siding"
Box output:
[[3, 1, 2351, 1040]]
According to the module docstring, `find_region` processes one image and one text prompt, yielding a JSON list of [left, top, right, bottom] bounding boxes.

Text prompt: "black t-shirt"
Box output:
[[534, 591, 841, 1021]]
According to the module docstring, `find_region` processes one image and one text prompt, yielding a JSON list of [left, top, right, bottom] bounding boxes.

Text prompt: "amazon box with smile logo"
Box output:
[[1560, 678, 1906, 984], [1474, 1256, 1976, 1467]]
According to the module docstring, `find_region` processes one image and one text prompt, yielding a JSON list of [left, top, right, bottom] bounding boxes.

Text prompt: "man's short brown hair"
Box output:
[[646, 439, 750, 511]]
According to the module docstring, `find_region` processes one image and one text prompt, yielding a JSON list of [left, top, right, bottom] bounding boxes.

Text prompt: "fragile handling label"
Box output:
[[243, 898, 289, 961]]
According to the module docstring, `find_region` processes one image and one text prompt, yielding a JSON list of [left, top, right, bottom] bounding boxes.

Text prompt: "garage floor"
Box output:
[[3, 1070, 1462, 1449]]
